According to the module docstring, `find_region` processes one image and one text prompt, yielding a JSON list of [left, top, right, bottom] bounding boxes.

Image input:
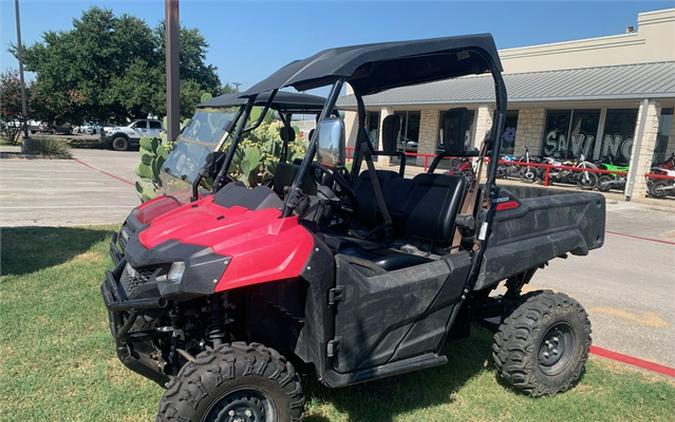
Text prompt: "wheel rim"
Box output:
[[204, 388, 277, 422], [538, 322, 577, 376]]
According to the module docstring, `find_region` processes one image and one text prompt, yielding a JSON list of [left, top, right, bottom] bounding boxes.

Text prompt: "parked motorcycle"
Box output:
[[517, 146, 541, 183], [537, 154, 597, 189], [596, 159, 630, 192], [647, 153, 675, 198], [446, 157, 476, 185]]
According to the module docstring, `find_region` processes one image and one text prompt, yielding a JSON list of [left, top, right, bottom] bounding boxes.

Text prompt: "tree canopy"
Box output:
[[18, 7, 225, 124]]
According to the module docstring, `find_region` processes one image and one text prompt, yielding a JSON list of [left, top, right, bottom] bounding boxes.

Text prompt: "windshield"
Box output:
[[161, 107, 239, 195]]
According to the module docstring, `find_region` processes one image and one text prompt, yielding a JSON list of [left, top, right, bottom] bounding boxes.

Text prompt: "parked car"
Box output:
[[75, 122, 103, 135], [102, 119, 164, 151]]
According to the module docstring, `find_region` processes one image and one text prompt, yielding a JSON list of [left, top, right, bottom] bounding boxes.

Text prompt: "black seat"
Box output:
[[338, 172, 467, 270], [403, 173, 467, 248]]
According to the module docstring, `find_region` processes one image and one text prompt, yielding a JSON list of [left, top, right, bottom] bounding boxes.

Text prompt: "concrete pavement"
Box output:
[[1, 147, 674, 370], [530, 201, 675, 368], [0, 146, 139, 226]]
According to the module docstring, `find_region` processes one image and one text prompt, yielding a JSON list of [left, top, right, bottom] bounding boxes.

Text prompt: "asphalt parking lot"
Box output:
[[1, 147, 674, 370]]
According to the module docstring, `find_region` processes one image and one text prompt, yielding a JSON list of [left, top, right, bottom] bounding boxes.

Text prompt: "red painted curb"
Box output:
[[590, 345, 675, 377], [605, 230, 675, 246], [73, 158, 135, 186]]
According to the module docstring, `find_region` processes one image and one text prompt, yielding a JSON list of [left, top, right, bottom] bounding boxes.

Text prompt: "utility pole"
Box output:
[[14, 0, 30, 151], [165, 0, 180, 142]]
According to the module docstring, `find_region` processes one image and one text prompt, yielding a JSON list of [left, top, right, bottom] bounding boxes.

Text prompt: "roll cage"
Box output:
[[211, 34, 508, 293]]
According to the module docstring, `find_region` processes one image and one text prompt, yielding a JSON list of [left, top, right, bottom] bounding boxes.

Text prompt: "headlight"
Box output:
[[167, 262, 186, 282]]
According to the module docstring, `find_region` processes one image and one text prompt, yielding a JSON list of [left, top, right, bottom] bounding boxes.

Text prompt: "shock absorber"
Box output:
[[207, 295, 227, 348]]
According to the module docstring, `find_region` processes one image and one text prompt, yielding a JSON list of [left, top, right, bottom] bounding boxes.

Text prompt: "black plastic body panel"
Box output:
[[475, 185, 605, 290], [331, 251, 471, 375]]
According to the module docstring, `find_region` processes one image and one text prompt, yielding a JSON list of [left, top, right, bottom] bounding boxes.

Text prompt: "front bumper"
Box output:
[[100, 259, 170, 386]]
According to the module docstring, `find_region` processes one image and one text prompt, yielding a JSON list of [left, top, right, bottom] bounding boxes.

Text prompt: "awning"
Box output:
[[337, 61, 675, 108]]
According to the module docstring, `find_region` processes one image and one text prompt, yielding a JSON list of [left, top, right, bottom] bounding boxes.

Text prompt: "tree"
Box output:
[[0, 70, 30, 144], [18, 7, 222, 124]]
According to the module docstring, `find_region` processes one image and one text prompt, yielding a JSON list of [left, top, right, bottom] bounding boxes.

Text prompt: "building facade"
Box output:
[[339, 8, 675, 200]]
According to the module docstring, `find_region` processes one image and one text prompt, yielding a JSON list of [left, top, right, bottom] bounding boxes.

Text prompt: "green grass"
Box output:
[[1, 226, 673, 421]]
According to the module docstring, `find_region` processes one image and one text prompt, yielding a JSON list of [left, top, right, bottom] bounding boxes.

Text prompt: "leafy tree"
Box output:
[[18, 6, 222, 124], [0, 70, 29, 144]]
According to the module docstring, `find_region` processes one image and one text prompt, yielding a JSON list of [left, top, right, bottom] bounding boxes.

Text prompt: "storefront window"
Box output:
[[501, 110, 519, 155], [542, 109, 599, 160], [437, 109, 475, 154], [653, 108, 674, 164], [394, 111, 421, 152], [366, 111, 380, 147], [600, 109, 638, 164]]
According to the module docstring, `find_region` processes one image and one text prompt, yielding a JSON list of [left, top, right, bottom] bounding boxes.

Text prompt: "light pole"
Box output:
[[165, 0, 180, 142], [14, 0, 30, 151]]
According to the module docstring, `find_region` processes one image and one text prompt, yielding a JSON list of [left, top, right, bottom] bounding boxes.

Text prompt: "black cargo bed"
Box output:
[[475, 185, 605, 290]]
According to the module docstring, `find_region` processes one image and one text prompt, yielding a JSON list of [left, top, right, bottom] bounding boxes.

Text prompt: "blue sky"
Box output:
[[1, 1, 673, 90]]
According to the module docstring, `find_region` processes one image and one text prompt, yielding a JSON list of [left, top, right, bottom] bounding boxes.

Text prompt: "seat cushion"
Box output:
[[335, 238, 431, 271]]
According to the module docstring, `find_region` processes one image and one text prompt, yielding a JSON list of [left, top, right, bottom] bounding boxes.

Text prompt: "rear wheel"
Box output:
[[157, 342, 304, 422], [520, 168, 537, 183], [576, 171, 597, 190], [112, 136, 130, 151], [492, 290, 591, 397], [648, 180, 670, 198]]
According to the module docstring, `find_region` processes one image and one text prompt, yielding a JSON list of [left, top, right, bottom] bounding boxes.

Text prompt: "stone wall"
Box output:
[[473, 105, 493, 148], [629, 100, 662, 199], [514, 108, 546, 155], [417, 110, 440, 165]]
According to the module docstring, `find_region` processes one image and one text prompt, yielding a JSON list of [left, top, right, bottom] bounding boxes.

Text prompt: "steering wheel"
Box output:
[[311, 165, 359, 215]]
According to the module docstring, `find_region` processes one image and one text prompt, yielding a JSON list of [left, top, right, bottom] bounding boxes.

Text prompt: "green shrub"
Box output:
[[39, 138, 71, 158]]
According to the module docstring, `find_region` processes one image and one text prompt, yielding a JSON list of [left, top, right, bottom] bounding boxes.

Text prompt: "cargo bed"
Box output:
[[475, 185, 605, 290]]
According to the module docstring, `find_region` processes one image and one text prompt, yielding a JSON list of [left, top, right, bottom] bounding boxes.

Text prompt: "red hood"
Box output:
[[135, 195, 183, 225], [137, 196, 315, 291]]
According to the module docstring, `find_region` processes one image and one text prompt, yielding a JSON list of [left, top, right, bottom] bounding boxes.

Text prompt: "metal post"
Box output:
[[14, 0, 29, 151], [165, 0, 180, 142]]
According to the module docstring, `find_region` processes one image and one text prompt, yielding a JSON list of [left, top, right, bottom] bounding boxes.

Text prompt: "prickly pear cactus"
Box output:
[[135, 136, 171, 202]]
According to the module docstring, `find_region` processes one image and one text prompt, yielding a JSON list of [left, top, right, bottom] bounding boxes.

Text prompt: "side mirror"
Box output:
[[316, 117, 345, 168]]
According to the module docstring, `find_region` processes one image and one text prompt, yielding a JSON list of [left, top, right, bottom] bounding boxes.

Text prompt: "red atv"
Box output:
[[102, 35, 605, 421]]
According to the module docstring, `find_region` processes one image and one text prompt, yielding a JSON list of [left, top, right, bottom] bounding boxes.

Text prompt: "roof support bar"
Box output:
[[282, 79, 345, 217]]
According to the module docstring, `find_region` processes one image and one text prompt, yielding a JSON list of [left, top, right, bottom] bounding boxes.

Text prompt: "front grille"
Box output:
[[120, 264, 158, 297]]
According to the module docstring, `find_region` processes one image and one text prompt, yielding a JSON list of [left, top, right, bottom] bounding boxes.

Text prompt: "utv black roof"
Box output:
[[241, 34, 502, 96], [198, 91, 326, 112]]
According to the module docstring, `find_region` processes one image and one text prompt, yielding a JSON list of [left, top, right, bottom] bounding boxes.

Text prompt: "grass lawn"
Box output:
[[1, 226, 673, 421]]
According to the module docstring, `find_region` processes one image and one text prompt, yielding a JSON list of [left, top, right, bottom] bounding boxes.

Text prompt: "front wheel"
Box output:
[[157, 342, 305, 422], [596, 175, 613, 192], [492, 290, 591, 397]]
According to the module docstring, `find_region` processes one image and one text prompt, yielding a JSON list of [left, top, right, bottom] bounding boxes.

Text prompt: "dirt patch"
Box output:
[[588, 306, 670, 329]]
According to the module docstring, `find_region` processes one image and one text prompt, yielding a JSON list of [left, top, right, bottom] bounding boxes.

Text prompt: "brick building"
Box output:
[[338, 8, 675, 200]]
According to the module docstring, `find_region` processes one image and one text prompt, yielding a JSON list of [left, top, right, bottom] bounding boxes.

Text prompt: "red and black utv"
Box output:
[[102, 34, 605, 422]]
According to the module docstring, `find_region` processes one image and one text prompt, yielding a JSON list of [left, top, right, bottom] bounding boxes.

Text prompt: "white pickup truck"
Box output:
[[102, 119, 164, 151]]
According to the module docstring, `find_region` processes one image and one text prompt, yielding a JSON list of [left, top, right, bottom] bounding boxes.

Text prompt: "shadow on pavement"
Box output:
[[0, 226, 114, 276], [303, 328, 494, 422]]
